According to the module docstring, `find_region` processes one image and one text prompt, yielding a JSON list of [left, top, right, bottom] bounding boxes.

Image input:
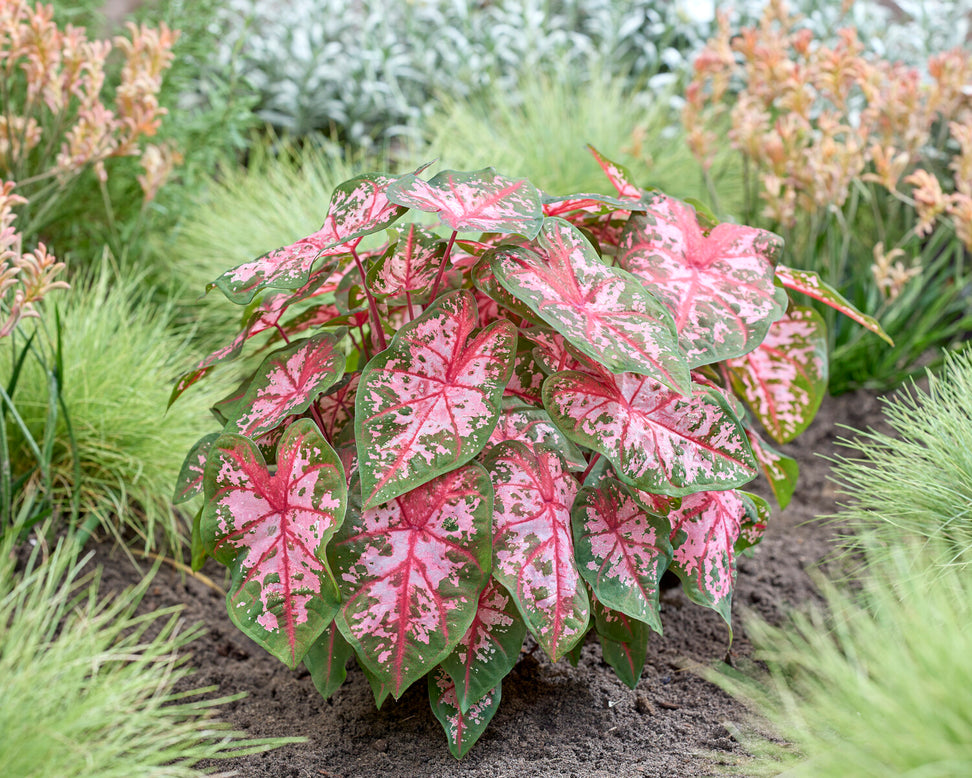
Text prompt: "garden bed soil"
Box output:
[[91, 389, 888, 778]]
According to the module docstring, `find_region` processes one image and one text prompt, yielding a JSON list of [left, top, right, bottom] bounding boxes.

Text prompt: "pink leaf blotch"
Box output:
[[486, 441, 589, 660], [202, 420, 347, 668], [355, 289, 516, 509], [543, 370, 757, 497], [225, 332, 346, 440], [385, 168, 544, 238], [746, 428, 799, 510], [482, 399, 586, 471], [487, 217, 690, 394], [319, 172, 409, 250], [173, 432, 219, 504], [618, 195, 786, 366], [429, 668, 501, 760], [440, 578, 526, 713], [367, 223, 445, 297], [726, 306, 828, 444], [571, 477, 673, 633], [587, 145, 644, 200], [330, 464, 493, 699]]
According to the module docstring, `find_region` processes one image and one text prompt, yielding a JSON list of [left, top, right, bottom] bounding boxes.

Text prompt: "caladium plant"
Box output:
[[173, 149, 887, 757]]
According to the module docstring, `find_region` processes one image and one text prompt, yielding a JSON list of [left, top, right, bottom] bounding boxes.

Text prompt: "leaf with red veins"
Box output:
[[367, 224, 446, 297], [541, 192, 651, 217], [746, 427, 799, 510], [385, 168, 544, 238], [440, 579, 526, 713], [329, 464, 493, 699], [202, 420, 347, 667], [318, 172, 409, 250], [737, 491, 770, 550], [429, 668, 501, 760], [523, 328, 590, 375], [315, 373, 360, 444], [587, 145, 645, 200], [667, 488, 751, 625], [504, 348, 545, 405], [481, 398, 586, 471], [592, 599, 651, 689], [726, 306, 828, 444], [173, 432, 220, 504], [472, 257, 542, 325], [544, 369, 757, 497], [571, 478, 673, 634], [304, 619, 355, 701], [488, 217, 690, 394], [355, 290, 516, 509], [225, 332, 346, 440], [486, 441, 589, 660], [617, 197, 786, 367]]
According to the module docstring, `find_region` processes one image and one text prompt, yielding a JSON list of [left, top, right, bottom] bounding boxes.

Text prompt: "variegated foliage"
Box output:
[[176, 156, 888, 757]]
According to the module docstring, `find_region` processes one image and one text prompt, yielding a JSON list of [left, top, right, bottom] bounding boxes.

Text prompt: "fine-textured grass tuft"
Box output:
[[2, 263, 216, 552], [710, 544, 972, 777], [829, 348, 972, 570], [0, 530, 298, 777]]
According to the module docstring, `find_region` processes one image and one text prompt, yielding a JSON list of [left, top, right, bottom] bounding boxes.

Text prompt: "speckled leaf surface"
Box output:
[[318, 172, 409, 250], [746, 428, 799, 510], [482, 399, 586, 471], [571, 478, 673, 633], [315, 373, 359, 445], [329, 465, 492, 699], [173, 432, 219, 504], [587, 145, 644, 200], [224, 332, 345, 440], [386, 168, 543, 238], [543, 370, 757, 497], [202, 420, 347, 667], [618, 197, 786, 366], [304, 620, 354, 701], [487, 218, 690, 393], [368, 224, 445, 297], [429, 668, 501, 759], [593, 599, 651, 689], [775, 265, 893, 345], [504, 348, 546, 405], [355, 290, 516, 509], [486, 442, 589, 660], [727, 306, 828, 444], [667, 489, 751, 625], [440, 579, 526, 713]]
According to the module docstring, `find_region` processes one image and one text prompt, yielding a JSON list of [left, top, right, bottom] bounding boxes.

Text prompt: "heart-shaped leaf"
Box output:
[[329, 464, 492, 699], [592, 599, 651, 689], [173, 432, 219, 504], [367, 224, 446, 297], [319, 172, 409, 250], [775, 265, 893, 344], [355, 290, 516, 509], [203, 420, 347, 667], [429, 668, 501, 760], [486, 442, 589, 660], [746, 428, 799, 510], [587, 145, 644, 200], [488, 218, 690, 393], [386, 168, 543, 238], [571, 477, 673, 634], [667, 489, 753, 625], [618, 197, 786, 366], [543, 370, 757, 497], [482, 398, 587, 471], [304, 620, 355, 701], [726, 306, 828, 444], [224, 332, 346, 440], [440, 579, 526, 713]]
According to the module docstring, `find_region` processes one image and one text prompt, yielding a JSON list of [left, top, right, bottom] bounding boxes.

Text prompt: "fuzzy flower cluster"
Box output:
[[683, 0, 972, 298], [0, 181, 67, 337], [0, 0, 180, 200]]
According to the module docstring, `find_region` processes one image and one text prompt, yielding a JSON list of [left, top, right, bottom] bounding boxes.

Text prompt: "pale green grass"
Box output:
[[710, 544, 972, 777], [0, 530, 296, 777], [829, 349, 972, 571], [2, 264, 216, 552]]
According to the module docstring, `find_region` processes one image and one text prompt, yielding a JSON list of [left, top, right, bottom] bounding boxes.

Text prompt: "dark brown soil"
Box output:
[[89, 389, 888, 778]]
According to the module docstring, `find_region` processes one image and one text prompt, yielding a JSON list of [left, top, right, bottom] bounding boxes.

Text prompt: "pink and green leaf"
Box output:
[[224, 332, 346, 440], [587, 145, 644, 200], [318, 172, 409, 250], [304, 620, 355, 701], [385, 168, 543, 238], [367, 224, 446, 297], [487, 218, 690, 394], [726, 306, 828, 444], [173, 432, 219, 504], [440, 578, 526, 713], [737, 491, 770, 550], [315, 373, 360, 445], [571, 477, 673, 634], [775, 265, 893, 345], [618, 197, 786, 366], [486, 442, 589, 660], [482, 398, 586, 471], [355, 290, 516, 509], [429, 668, 501, 759], [202, 420, 347, 667], [592, 600, 651, 689], [504, 348, 546, 405], [543, 369, 757, 497], [746, 428, 799, 510], [329, 465, 492, 699], [667, 489, 751, 626]]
